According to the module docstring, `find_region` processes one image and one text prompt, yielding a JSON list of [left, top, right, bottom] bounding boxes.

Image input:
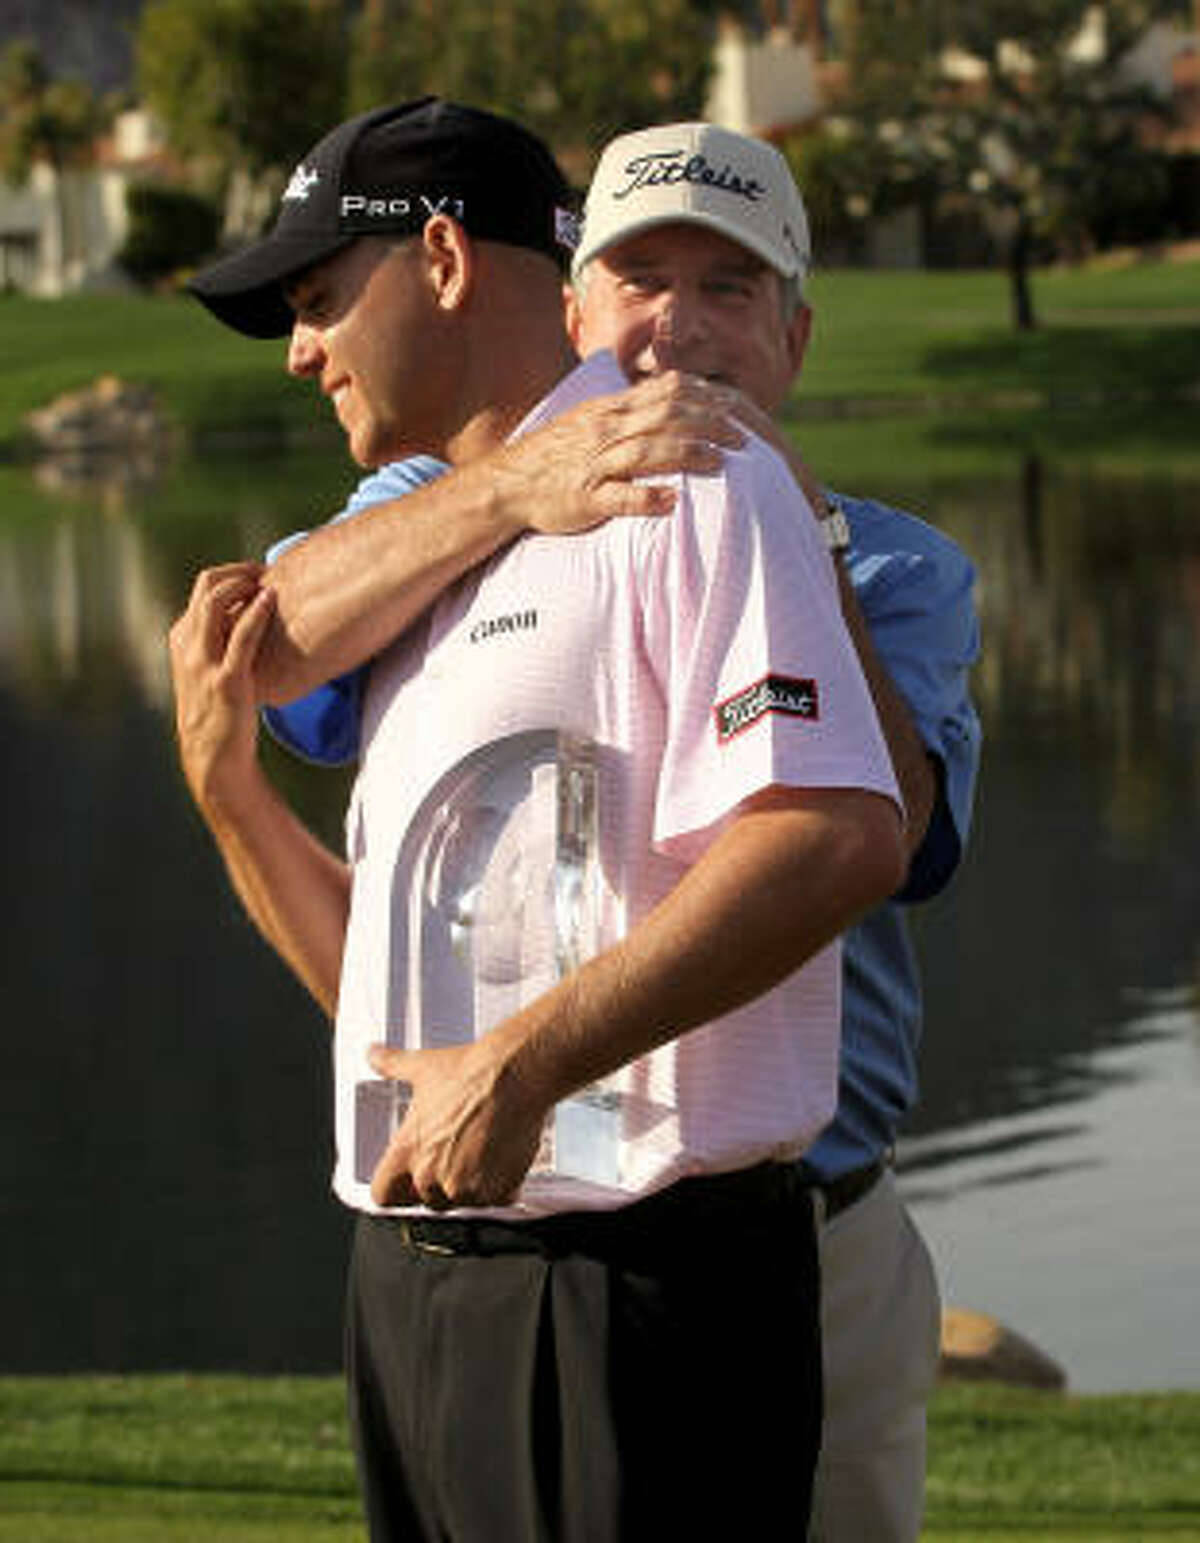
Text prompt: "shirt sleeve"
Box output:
[[836, 493, 982, 902], [261, 456, 448, 765], [639, 448, 902, 868]]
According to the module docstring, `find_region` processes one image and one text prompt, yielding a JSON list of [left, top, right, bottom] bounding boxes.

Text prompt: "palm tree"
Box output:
[[0, 40, 107, 292]]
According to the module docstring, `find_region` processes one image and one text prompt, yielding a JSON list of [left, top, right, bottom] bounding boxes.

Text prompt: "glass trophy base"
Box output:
[[354, 1077, 624, 1192], [532, 1087, 623, 1190], [354, 1079, 411, 1186]]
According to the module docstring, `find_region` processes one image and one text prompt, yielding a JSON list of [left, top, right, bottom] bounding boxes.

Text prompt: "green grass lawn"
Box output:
[[1, 254, 1197, 463], [0, 289, 306, 453], [801, 258, 1200, 408], [926, 1383, 1200, 1538], [790, 259, 1200, 485], [1, 1376, 1198, 1541], [0, 1376, 361, 1542]]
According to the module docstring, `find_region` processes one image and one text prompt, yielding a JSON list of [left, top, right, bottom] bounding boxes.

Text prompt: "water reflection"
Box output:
[[0, 436, 1197, 1385], [901, 465, 1199, 1151], [0, 493, 171, 706], [903, 995, 1200, 1392]]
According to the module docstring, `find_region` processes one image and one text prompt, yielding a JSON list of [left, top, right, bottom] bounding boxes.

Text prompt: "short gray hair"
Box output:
[[778, 271, 805, 322]]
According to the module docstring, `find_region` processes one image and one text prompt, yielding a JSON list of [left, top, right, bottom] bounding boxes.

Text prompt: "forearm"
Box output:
[[256, 461, 518, 705], [198, 769, 351, 1019], [486, 787, 906, 1113], [833, 558, 937, 855], [255, 375, 744, 706]]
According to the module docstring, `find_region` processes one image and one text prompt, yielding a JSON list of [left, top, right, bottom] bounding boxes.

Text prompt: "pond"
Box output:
[[1, 429, 1196, 1391]]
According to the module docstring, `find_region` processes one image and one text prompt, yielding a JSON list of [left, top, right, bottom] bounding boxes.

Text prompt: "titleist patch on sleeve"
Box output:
[[714, 674, 820, 743]]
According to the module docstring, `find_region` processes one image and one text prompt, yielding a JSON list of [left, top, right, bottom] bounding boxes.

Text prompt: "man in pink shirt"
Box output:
[[174, 97, 904, 1541]]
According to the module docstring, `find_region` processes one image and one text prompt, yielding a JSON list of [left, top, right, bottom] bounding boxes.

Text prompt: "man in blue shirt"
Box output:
[[178, 119, 979, 1541], [569, 137, 979, 1540]]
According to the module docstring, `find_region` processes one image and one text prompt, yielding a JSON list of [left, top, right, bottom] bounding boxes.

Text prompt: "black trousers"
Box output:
[[345, 1162, 821, 1542]]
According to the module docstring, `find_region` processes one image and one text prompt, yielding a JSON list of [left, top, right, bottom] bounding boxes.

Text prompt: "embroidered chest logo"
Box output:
[[468, 608, 539, 645], [714, 674, 820, 743]]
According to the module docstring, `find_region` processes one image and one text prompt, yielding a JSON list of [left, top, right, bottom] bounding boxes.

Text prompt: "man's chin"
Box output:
[[345, 425, 384, 470]]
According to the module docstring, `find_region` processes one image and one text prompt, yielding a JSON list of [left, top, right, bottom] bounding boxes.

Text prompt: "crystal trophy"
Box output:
[[354, 729, 622, 1189], [543, 732, 622, 1186]]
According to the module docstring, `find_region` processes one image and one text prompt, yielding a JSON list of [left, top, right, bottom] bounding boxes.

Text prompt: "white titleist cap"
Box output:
[[574, 121, 811, 281]]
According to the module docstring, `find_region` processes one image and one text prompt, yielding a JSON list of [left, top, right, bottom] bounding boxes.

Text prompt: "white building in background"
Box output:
[[0, 175, 41, 290], [703, 6, 1200, 269], [706, 21, 823, 135], [2, 10, 1196, 296], [0, 108, 166, 297], [1123, 17, 1200, 149], [704, 17, 925, 268]]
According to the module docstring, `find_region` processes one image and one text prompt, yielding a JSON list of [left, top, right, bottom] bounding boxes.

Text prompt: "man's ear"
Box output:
[[785, 303, 813, 380], [422, 215, 473, 311], [563, 280, 584, 352]]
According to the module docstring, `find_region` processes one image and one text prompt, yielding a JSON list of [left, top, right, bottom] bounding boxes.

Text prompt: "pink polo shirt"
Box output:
[[332, 352, 900, 1217]]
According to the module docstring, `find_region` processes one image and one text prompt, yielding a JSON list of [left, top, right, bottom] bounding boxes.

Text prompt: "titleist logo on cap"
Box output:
[[613, 150, 765, 203]]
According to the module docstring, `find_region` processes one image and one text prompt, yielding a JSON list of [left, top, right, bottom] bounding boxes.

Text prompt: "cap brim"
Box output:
[[573, 208, 799, 282], [188, 230, 355, 339]]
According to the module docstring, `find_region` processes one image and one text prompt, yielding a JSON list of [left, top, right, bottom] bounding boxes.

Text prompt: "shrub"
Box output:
[[118, 182, 222, 286]]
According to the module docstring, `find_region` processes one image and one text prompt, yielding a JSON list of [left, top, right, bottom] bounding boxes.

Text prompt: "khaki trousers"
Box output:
[[809, 1169, 941, 1543]]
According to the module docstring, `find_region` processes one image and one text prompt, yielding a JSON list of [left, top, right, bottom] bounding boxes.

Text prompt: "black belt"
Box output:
[[797, 1156, 886, 1222], [365, 1160, 809, 1261]]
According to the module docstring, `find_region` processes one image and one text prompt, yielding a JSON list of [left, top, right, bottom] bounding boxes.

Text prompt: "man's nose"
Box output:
[[287, 321, 323, 377], [648, 294, 705, 364]]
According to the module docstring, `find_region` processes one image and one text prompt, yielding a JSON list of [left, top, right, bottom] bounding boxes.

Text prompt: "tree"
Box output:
[[136, 0, 349, 232], [347, 0, 717, 166], [0, 40, 103, 183], [0, 39, 108, 287], [816, 0, 1178, 328], [119, 183, 223, 285], [559, 0, 719, 149]]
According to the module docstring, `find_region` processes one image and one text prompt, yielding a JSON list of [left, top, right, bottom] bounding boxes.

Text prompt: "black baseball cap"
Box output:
[[188, 97, 579, 338]]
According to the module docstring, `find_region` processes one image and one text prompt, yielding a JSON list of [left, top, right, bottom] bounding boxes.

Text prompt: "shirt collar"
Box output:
[[507, 350, 627, 443]]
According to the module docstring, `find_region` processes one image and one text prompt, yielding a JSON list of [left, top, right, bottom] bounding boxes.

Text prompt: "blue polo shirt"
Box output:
[[265, 466, 981, 1184], [805, 494, 980, 1181], [261, 456, 446, 766]]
